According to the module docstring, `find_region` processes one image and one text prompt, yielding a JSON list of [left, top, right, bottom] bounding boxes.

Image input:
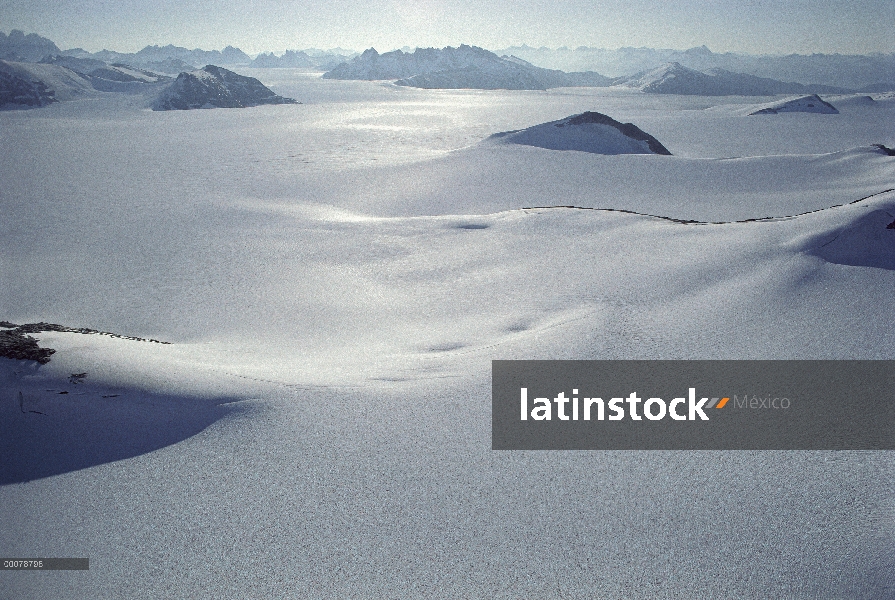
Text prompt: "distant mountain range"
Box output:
[[324, 45, 611, 90], [324, 47, 866, 94], [497, 44, 895, 91], [0, 57, 295, 111], [2, 29, 893, 108], [0, 29, 353, 74], [2, 30, 893, 90], [0, 30, 60, 62], [617, 62, 850, 95]]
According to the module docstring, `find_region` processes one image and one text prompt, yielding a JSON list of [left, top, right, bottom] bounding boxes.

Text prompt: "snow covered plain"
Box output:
[[2, 71, 894, 598]]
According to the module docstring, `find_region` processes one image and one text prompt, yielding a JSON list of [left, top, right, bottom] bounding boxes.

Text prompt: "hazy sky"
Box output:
[[2, 0, 893, 55]]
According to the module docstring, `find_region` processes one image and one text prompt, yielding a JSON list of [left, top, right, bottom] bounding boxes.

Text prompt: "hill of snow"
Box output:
[[152, 65, 297, 110], [488, 111, 671, 155], [749, 94, 839, 115], [619, 62, 849, 96], [326, 45, 611, 90]]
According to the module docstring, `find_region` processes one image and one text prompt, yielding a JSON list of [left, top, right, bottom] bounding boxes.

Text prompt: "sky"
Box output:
[[1, 0, 894, 56]]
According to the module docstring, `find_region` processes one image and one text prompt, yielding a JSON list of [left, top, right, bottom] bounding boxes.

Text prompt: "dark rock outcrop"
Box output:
[[0, 321, 170, 364]]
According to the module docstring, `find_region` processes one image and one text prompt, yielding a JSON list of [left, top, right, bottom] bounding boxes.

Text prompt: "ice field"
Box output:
[[2, 71, 894, 598]]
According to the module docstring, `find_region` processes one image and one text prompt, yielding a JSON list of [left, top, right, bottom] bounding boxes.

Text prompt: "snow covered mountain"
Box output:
[[0, 59, 97, 107], [0, 30, 59, 62], [749, 94, 839, 115], [499, 44, 895, 90], [40, 55, 171, 92], [325, 45, 611, 90], [619, 62, 849, 96], [487, 111, 671, 155], [59, 43, 253, 72], [0, 60, 58, 107], [152, 65, 297, 110]]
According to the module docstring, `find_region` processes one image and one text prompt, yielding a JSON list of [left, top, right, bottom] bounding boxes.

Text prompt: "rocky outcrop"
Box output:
[[0, 321, 170, 364], [152, 65, 297, 110]]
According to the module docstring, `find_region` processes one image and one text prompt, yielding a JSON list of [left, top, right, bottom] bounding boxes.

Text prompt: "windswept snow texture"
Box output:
[[2, 80, 895, 599], [153, 65, 297, 110], [621, 62, 849, 96], [750, 94, 840, 115], [489, 111, 671, 155], [326, 45, 610, 90]]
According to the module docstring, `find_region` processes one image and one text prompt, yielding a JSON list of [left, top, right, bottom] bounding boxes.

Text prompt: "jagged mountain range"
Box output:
[[0, 30, 60, 62], [324, 45, 611, 90], [2, 29, 893, 89]]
